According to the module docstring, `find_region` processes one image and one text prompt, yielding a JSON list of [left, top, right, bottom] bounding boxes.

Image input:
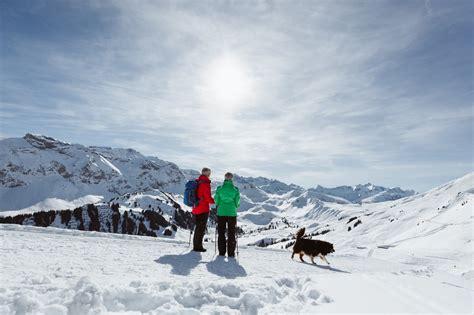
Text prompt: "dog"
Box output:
[[291, 227, 335, 265]]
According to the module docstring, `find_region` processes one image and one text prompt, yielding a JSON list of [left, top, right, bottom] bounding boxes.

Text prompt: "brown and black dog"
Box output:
[[291, 227, 335, 265]]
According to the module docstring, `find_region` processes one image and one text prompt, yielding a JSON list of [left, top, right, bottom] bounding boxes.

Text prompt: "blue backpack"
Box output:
[[184, 180, 202, 207]]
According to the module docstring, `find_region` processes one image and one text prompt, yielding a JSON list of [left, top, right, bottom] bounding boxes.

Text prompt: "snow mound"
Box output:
[[1, 275, 332, 315]]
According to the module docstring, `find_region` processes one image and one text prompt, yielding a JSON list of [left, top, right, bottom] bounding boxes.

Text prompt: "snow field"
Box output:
[[0, 225, 333, 315], [1, 224, 472, 314]]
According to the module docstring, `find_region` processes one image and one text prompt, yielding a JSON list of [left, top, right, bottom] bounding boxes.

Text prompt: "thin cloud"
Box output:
[[0, 0, 472, 191]]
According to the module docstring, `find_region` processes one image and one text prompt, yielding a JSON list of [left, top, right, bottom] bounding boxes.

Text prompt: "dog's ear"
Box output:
[[296, 227, 306, 238]]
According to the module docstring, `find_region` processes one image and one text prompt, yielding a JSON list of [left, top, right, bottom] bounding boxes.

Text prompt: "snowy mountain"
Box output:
[[0, 134, 415, 213], [311, 183, 415, 203], [0, 134, 186, 211]]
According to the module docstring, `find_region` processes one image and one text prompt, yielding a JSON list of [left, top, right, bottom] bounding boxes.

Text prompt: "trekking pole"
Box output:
[[213, 207, 218, 255], [214, 224, 217, 255], [236, 226, 239, 258], [188, 219, 195, 248]]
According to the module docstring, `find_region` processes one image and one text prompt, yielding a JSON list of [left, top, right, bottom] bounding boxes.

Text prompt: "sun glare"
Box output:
[[201, 54, 253, 108]]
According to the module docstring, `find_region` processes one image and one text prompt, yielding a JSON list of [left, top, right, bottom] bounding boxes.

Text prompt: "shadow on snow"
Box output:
[[206, 256, 247, 279], [155, 252, 247, 278], [155, 251, 204, 276], [306, 262, 350, 273]]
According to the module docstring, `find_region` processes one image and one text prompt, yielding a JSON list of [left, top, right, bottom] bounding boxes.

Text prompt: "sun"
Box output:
[[201, 54, 253, 108]]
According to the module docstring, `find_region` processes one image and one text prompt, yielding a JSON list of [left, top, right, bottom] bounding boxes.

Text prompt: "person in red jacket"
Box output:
[[192, 167, 215, 252]]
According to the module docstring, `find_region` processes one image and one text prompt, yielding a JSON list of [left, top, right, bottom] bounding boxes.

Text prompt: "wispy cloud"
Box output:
[[0, 0, 472, 191]]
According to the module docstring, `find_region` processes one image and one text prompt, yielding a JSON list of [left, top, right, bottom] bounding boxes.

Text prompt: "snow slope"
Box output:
[[1, 224, 472, 314], [240, 173, 474, 276]]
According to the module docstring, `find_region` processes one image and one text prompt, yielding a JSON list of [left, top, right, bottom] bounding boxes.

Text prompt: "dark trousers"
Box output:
[[193, 212, 209, 249], [217, 216, 237, 256]]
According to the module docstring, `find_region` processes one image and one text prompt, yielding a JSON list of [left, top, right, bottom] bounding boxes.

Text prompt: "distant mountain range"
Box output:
[[0, 133, 415, 212]]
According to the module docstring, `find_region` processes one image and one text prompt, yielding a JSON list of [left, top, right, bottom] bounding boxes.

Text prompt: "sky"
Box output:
[[0, 0, 472, 192]]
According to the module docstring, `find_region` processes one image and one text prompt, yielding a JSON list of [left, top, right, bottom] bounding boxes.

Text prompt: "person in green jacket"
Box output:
[[214, 172, 240, 257]]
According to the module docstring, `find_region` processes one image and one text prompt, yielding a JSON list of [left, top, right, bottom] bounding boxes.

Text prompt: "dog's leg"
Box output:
[[320, 255, 331, 265], [299, 253, 305, 263], [311, 255, 316, 264], [291, 252, 295, 259]]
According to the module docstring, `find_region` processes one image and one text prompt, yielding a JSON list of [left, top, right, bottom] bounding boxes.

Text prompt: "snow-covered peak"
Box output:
[[311, 182, 415, 203], [0, 134, 186, 210], [232, 174, 304, 195]]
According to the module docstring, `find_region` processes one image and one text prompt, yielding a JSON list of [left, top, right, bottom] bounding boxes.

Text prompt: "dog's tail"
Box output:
[[296, 227, 305, 240]]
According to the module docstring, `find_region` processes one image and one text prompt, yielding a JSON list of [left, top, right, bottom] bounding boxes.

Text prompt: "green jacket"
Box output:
[[214, 180, 240, 216]]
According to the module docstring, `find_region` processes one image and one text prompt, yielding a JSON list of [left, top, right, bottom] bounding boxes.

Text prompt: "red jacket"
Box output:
[[192, 175, 215, 215]]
